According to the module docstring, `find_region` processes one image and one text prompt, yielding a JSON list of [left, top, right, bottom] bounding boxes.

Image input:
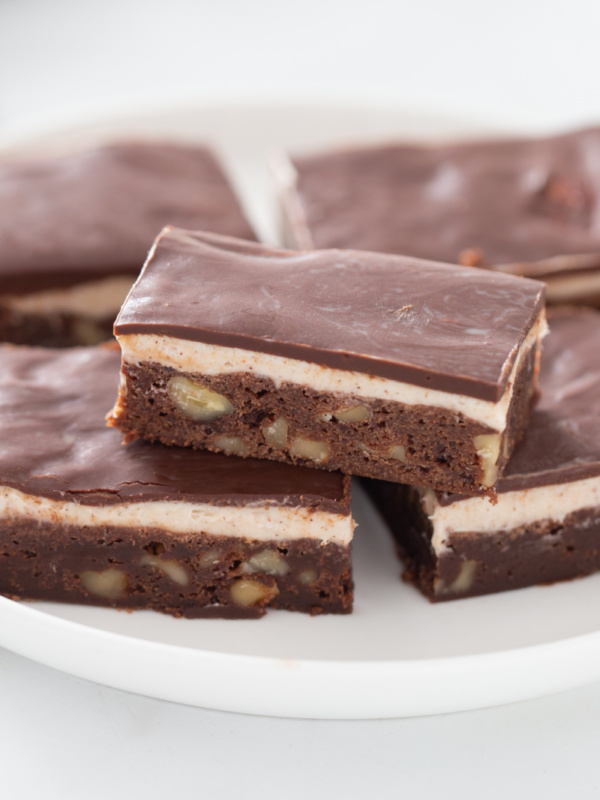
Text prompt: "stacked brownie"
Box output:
[[4, 125, 600, 619], [108, 229, 546, 500], [106, 222, 554, 608]]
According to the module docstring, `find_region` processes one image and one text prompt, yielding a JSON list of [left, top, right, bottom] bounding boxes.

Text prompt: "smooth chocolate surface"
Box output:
[[115, 228, 545, 402], [0, 141, 255, 293], [0, 344, 349, 510], [438, 307, 600, 503], [287, 128, 600, 269]]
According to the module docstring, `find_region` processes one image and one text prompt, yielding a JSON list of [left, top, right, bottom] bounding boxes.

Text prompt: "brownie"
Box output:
[[0, 140, 255, 346], [275, 128, 600, 305], [365, 308, 600, 600], [0, 345, 353, 617], [109, 228, 546, 496]]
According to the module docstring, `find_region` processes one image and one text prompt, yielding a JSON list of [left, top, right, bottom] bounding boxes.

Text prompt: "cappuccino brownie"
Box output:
[[275, 127, 600, 304], [0, 140, 255, 346], [109, 228, 546, 496], [366, 308, 600, 601], [0, 345, 353, 618]]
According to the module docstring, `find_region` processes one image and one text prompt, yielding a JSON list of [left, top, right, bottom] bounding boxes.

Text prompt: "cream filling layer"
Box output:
[[545, 271, 600, 303], [423, 474, 600, 554], [117, 316, 544, 432], [0, 485, 354, 546], [4, 276, 134, 319]]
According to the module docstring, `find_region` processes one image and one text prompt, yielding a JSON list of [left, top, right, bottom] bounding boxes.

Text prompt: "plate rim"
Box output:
[[0, 92, 532, 146], [3, 593, 600, 719]]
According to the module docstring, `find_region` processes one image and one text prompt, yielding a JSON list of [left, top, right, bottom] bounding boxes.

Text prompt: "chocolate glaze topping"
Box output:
[[290, 128, 600, 272], [0, 344, 348, 510], [115, 228, 544, 402], [0, 141, 255, 294], [440, 308, 600, 503]]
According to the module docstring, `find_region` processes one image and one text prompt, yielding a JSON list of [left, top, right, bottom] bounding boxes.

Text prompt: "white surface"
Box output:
[[2, 1, 600, 794], [1, 643, 599, 800], [2, 102, 600, 720]]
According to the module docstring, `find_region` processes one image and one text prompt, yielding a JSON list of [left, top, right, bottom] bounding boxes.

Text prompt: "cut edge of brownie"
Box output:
[[0, 519, 353, 618], [109, 319, 540, 497], [363, 479, 600, 602]]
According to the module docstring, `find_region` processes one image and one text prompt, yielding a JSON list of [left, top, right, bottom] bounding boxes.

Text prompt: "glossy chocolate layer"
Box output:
[[0, 141, 255, 294], [439, 308, 600, 503], [0, 344, 349, 510], [288, 128, 600, 269], [115, 228, 544, 402]]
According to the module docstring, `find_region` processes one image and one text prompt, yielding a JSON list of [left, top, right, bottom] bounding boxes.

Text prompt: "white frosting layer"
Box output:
[[0, 486, 354, 546], [117, 317, 544, 431], [424, 475, 600, 554], [4, 276, 134, 319], [545, 271, 600, 303]]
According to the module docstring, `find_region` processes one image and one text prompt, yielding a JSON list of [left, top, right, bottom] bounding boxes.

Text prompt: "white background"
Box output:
[[2, 1, 600, 798], [2, 0, 600, 133]]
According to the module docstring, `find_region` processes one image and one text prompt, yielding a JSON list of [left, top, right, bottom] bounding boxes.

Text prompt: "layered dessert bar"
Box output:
[[0, 345, 353, 618], [365, 308, 600, 600], [0, 140, 255, 346], [274, 127, 600, 304], [109, 228, 546, 496]]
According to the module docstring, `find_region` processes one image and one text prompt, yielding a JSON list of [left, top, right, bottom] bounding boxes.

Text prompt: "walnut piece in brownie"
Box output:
[[0, 141, 255, 346], [274, 128, 600, 305], [365, 308, 600, 601], [109, 228, 546, 497], [0, 345, 353, 617]]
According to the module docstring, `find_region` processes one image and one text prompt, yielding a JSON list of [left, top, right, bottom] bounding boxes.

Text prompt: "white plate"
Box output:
[[1, 101, 600, 720]]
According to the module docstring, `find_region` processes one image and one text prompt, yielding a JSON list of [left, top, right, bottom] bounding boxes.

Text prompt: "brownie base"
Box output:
[[111, 345, 537, 495], [364, 479, 600, 601], [0, 305, 116, 347], [0, 520, 352, 618]]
